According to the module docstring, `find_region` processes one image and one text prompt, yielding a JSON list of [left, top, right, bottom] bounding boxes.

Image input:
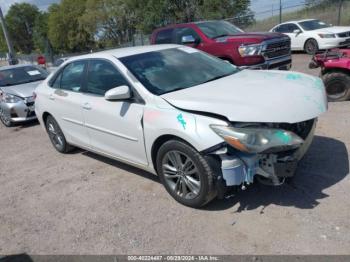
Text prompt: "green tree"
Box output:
[[48, 0, 94, 53], [81, 0, 139, 47], [5, 3, 40, 54], [0, 27, 8, 53], [33, 12, 49, 52]]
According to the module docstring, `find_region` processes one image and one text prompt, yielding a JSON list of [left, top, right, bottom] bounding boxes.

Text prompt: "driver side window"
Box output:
[[86, 60, 129, 96], [174, 27, 200, 44]]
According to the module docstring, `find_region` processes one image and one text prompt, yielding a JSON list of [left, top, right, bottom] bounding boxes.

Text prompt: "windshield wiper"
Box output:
[[213, 34, 229, 39], [161, 87, 187, 95], [200, 72, 234, 84]]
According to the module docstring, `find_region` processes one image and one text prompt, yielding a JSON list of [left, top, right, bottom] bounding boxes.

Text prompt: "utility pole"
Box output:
[[0, 6, 16, 65], [279, 0, 282, 24], [337, 0, 344, 25]]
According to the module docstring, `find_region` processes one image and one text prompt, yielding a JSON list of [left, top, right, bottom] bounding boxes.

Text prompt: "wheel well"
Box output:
[[322, 68, 350, 76], [151, 135, 191, 173], [42, 112, 51, 124]]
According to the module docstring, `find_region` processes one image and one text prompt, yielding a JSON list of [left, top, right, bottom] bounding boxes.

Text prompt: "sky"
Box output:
[[0, 0, 307, 19]]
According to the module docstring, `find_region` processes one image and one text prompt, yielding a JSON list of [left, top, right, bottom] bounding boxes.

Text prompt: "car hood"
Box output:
[[161, 70, 327, 124], [0, 80, 42, 98], [216, 32, 287, 43], [312, 26, 350, 34]]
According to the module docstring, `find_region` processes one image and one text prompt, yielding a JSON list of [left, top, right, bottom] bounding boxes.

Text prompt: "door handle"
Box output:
[[49, 94, 55, 100], [82, 103, 92, 110]]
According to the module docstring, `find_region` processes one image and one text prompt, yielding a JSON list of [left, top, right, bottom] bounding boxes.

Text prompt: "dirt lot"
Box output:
[[0, 54, 349, 255]]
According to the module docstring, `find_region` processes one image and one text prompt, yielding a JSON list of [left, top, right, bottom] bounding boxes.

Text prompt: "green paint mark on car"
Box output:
[[275, 130, 291, 144], [177, 114, 186, 130], [286, 73, 302, 81]]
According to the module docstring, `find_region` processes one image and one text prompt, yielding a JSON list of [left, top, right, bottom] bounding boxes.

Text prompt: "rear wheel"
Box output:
[[156, 140, 216, 208], [45, 115, 74, 153], [304, 39, 319, 55], [322, 71, 350, 102], [0, 107, 13, 127]]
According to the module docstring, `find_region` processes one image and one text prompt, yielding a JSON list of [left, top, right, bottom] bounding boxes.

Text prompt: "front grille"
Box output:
[[26, 102, 34, 107], [263, 39, 291, 59], [338, 31, 350, 38]]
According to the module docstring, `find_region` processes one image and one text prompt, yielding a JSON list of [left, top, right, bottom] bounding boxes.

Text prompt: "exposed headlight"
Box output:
[[318, 33, 336, 38], [210, 125, 304, 153], [0, 92, 22, 103], [238, 44, 263, 56]]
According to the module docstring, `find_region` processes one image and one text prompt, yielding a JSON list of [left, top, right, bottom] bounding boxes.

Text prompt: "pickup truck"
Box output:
[[151, 20, 292, 70]]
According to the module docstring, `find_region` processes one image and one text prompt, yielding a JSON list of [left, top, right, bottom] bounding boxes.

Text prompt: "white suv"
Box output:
[[35, 44, 327, 207]]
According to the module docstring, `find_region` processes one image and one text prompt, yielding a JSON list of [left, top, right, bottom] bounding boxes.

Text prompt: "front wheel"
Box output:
[[0, 107, 13, 127], [304, 39, 319, 55], [322, 71, 350, 102], [45, 115, 74, 153], [156, 140, 216, 208]]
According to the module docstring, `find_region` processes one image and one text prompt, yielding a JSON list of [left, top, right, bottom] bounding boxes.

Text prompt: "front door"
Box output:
[[82, 59, 148, 166]]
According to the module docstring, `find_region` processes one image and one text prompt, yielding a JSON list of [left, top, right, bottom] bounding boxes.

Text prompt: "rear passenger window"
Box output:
[[86, 60, 129, 96], [155, 29, 174, 44], [60, 61, 86, 92]]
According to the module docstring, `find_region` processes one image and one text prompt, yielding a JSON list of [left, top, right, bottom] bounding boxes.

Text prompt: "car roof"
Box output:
[[68, 44, 181, 62], [278, 19, 317, 25], [0, 64, 38, 71], [155, 20, 228, 29]]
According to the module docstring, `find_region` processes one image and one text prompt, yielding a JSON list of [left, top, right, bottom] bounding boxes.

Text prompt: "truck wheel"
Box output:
[[322, 71, 350, 102], [156, 140, 216, 208], [304, 39, 319, 55], [45, 115, 74, 153]]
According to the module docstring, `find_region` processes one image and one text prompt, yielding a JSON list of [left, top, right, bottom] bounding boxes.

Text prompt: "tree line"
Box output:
[[0, 0, 253, 55]]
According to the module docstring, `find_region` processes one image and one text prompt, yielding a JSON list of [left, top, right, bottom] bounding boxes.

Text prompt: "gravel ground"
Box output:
[[0, 54, 349, 255]]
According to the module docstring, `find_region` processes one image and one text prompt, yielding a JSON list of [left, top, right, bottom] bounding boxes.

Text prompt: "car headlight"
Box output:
[[238, 44, 263, 56], [0, 93, 22, 103], [210, 125, 304, 153], [318, 33, 336, 38]]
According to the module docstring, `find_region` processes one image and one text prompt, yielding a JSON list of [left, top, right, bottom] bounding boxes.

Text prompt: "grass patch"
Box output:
[[246, 1, 350, 32]]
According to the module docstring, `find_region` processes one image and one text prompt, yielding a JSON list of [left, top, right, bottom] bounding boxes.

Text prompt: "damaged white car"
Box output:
[[34, 44, 327, 208]]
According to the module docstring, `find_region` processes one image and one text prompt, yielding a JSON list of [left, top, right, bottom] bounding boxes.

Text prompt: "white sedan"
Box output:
[[35, 44, 327, 207], [270, 19, 350, 54]]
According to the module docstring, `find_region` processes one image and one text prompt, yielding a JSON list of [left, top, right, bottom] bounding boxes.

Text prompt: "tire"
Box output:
[[322, 71, 350, 102], [156, 140, 217, 208], [0, 106, 13, 127], [304, 39, 319, 55], [45, 115, 74, 153]]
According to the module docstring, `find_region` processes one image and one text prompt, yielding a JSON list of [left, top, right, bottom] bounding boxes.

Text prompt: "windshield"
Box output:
[[298, 20, 331, 31], [0, 66, 48, 87], [196, 20, 243, 39], [119, 47, 238, 95]]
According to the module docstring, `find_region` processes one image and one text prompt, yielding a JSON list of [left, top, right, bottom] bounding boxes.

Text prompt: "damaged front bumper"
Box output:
[[209, 119, 316, 191]]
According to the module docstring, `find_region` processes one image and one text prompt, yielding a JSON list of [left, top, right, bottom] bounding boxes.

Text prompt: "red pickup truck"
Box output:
[[151, 20, 292, 70]]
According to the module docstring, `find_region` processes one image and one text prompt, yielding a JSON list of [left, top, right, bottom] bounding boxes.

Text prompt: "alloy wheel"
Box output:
[[0, 107, 12, 126], [162, 150, 201, 200], [47, 119, 64, 150]]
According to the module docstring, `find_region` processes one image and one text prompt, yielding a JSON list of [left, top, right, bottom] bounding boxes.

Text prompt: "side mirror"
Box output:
[[105, 85, 131, 101], [293, 29, 301, 34], [181, 35, 199, 45]]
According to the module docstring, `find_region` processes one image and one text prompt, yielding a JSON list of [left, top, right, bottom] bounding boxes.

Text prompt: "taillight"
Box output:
[[33, 91, 37, 100]]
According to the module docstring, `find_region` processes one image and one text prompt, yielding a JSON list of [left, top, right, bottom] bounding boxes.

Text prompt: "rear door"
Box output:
[[81, 59, 148, 166], [46, 60, 90, 147]]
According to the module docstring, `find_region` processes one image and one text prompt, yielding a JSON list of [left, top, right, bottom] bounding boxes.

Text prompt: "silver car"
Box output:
[[0, 64, 48, 127], [35, 45, 327, 208]]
